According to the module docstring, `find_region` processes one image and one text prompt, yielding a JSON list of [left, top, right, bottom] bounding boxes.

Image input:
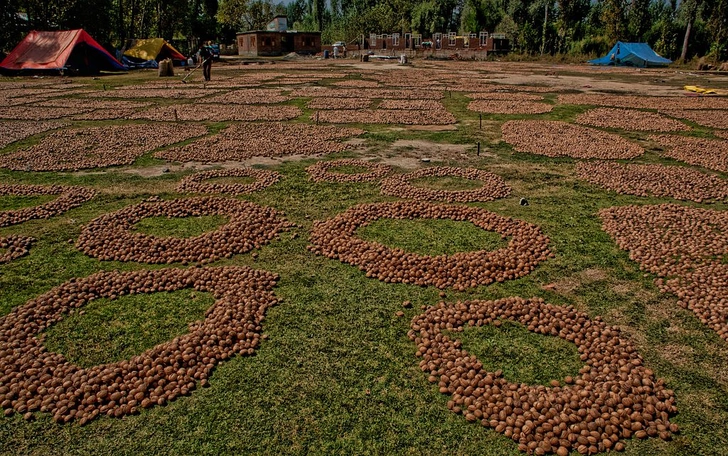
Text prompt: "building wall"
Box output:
[[293, 33, 321, 55], [237, 32, 321, 57]]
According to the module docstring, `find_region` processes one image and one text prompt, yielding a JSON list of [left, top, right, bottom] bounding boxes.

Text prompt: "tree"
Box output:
[[460, 0, 504, 34], [706, 0, 727, 61], [218, 0, 285, 32], [411, 1, 446, 35], [678, 0, 702, 62], [0, 0, 24, 54], [556, 0, 590, 52], [600, 0, 626, 42], [626, 0, 650, 41]]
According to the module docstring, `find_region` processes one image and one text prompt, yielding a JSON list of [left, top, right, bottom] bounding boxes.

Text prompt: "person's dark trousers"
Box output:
[[202, 60, 212, 81]]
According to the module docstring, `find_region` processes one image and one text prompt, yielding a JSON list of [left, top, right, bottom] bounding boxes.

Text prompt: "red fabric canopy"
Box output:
[[0, 29, 125, 72]]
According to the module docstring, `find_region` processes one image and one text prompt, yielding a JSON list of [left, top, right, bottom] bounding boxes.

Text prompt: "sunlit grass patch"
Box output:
[[44, 290, 214, 367], [357, 218, 507, 256], [0, 194, 57, 210], [134, 214, 228, 238]]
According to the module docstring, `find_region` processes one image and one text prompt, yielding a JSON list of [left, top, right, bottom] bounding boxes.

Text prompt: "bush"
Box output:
[[570, 35, 612, 58]]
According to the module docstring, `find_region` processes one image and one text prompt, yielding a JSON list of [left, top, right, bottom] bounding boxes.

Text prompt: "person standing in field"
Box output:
[[198, 42, 213, 81]]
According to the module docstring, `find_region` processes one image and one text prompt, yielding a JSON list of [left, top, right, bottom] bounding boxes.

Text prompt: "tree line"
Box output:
[[1, 0, 726, 62]]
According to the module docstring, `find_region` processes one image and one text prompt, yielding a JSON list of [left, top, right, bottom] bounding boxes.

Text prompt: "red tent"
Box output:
[[0, 29, 126, 74]]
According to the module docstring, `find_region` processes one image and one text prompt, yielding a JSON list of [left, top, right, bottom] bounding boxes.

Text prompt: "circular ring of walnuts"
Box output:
[[380, 166, 511, 203], [0, 234, 35, 263], [306, 159, 392, 183], [308, 201, 551, 290], [177, 168, 281, 195], [76, 197, 292, 264], [409, 297, 678, 455], [0, 184, 97, 227], [0, 266, 279, 424]]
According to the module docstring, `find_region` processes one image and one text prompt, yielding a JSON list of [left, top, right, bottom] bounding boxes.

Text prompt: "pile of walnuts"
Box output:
[[0, 234, 35, 263], [291, 87, 443, 100], [177, 168, 281, 195], [308, 201, 551, 290], [0, 184, 97, 227], [307, 98, 373, 110], [659, 109, 728, 130], [502, 120, 644, 159], [559, 93, 728, 110], [600, 203, 728, 341], [409, 297, 678, 455], [0, 120, 68, 149], [131, 105, 302, 122], [650, 135, 728, 173], [306, 159, 392, 183], [156, 123, 364, 162], [0, 106, 92, 121], [33, 99, 152, 120], [76, 197, 292, 264], [0, 266, 279, 424], [466, 93, 545, 101], [0, 124, 208, 171], [89, 88, 221, 99], [576, 161, 728, 202], [575, 108, 689, 132], [204, 89, 292, 105], [378, 100, 447, 111], [313, 108, 455, 125], [467, 100, 553, 115], [380, 166, 511, 202]]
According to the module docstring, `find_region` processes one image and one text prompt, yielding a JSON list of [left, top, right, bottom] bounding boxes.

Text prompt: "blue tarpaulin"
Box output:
[[589, 42, 672, 67]]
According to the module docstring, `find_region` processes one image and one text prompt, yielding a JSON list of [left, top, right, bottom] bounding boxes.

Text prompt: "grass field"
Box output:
[[1, 60, 728, 455]]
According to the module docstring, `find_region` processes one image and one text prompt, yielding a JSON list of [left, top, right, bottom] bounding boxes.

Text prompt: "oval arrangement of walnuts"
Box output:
[[308, 201, 551, 290], [410, 297, 678, 455], [177, 168, 281, 195], [76, 197, 293, 264], [0, 184, 97, 227], [306, 159, 392, 183], [380, 166, 511, 203], [0, 266, 279, 424]]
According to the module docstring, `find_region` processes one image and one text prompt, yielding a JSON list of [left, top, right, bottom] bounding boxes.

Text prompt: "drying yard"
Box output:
[[0, 59, 727, 455]]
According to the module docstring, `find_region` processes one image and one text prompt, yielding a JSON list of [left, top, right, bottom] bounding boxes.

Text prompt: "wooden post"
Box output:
[[477, 142, 480, 156], [479, 114, 482, 129]]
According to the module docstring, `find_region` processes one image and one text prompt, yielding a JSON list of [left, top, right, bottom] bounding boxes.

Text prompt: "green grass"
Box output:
[[134, 215, 228, 238], [357, 218, 507, 256], [454, 320, 583, 386], [0, 63, 727, 456], [0, 194, 57, 210], [44, 290, 214, 368]]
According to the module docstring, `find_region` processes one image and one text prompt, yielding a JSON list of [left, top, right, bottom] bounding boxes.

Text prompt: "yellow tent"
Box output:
[[124, 38, 186, 62]]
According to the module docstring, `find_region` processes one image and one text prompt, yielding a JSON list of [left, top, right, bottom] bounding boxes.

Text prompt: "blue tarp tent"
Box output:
[[589, 42, 672, 67]]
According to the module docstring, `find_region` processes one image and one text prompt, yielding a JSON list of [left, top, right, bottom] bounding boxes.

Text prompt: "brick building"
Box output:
[[236, 16, 321, 57]]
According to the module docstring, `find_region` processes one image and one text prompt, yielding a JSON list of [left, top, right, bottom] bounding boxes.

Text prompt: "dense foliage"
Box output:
[[0, 0, 726, 67]]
